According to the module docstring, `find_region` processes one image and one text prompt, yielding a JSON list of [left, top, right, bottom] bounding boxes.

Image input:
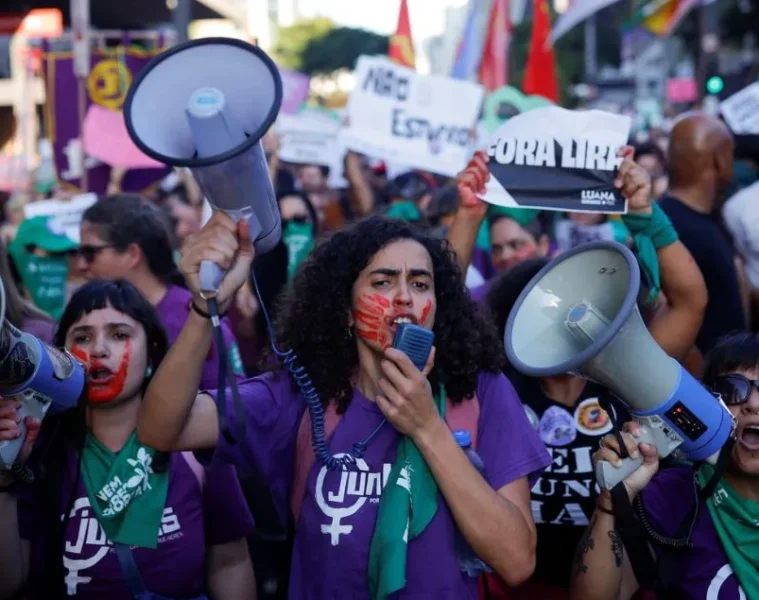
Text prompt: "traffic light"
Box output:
[[706, 75, 724, 95]]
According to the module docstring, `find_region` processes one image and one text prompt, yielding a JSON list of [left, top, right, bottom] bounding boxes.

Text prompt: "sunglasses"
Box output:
[[282, 215, 310, 226], [77, 244, 118, 264], [711, 374, 759, 406]]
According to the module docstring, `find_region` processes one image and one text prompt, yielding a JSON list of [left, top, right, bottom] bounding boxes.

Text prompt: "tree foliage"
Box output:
[[301, 27, 389, 75], [271, 17, 335, 71], [272, 18, 389, 76]]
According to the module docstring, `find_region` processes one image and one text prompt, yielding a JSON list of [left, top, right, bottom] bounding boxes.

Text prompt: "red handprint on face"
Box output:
[[354, 294, 391, 349]]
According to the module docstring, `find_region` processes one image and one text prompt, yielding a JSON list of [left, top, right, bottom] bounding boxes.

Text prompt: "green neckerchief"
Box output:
[[9, 252, 69, 320], [697, 463, 759, 597], [80, 431, 170, 549], [368, 384, 446, 599], [386, 200, 422, 222], [622, 203, 678, 303], [282, 221, 315, 281]]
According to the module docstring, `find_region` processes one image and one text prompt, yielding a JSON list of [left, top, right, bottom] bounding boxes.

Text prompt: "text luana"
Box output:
[[488, 137, 624, 171]]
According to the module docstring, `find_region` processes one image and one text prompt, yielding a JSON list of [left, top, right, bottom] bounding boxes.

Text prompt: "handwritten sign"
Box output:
[[339, 56, 484, 177]]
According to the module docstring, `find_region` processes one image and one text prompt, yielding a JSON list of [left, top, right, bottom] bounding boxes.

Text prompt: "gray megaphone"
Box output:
[[504, 241, 735, 490], [124, 37, 283, 294], [0, 277, 84, 469]]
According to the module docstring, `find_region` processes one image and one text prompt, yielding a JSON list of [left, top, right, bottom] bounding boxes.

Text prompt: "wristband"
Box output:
[[622, 203, 679, 303], [596, 501, 615, 516], [191, 301, 228, 320]]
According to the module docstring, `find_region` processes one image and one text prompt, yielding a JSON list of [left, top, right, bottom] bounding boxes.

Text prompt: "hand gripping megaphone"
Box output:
[[0, 278, 84, 469], [504, 241, 735, 490], [124, 38, 283, 294]]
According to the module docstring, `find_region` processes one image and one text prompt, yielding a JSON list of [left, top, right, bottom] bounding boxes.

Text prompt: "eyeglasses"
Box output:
[[711, 374, 759, 406], [77, 244, 117, 264]]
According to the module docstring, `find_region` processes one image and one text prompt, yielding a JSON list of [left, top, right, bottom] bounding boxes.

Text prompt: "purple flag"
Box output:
[[41, 46, 171, 195], [279, 69, 311, 115]]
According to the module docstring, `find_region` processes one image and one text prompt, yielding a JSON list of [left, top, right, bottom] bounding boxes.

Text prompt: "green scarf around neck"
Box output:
[[697, 463, 759, 597], [367, 384, 446, 599], [81, 431, 170, 549]]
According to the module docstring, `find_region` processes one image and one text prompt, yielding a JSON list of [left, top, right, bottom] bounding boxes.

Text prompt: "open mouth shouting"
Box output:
[[738, 423, 759, 452]]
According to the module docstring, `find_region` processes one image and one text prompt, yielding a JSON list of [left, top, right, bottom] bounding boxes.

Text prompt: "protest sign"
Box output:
[[41, 44, 171, 195], [339, 55, 484, 177], [23, 193, 97, 243], [720, 82, 759, 135], [277, 108, 348, 188], [483, 106, 632, 214]]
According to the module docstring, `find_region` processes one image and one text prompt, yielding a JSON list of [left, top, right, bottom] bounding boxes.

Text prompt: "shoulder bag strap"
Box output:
[[114, 543, 147, 599]]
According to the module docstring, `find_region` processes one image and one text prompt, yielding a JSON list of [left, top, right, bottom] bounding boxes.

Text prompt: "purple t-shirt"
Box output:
[[155, 285, 245, 390], [19, 451, 254, 599], [205, 370, 550, 599], [640, 466, 745, 599], [22, 316, 56, 344], [469, 281, 492, 305]]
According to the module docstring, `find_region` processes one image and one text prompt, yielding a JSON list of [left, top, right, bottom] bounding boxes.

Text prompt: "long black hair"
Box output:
[[703, 331, 759, 386], [29, 279, 169, 598], [272, 215, 504, 412], [82, 194, 185, 287]]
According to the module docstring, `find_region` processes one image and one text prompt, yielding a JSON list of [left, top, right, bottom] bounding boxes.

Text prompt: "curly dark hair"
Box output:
[[272, 215, 504, 412]]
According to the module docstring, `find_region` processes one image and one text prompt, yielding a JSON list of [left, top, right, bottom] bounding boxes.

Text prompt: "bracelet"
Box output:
[[191, 301, 228, 320]]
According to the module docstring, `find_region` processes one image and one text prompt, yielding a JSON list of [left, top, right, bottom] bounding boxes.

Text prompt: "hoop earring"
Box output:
[[347, 327, 354, 340]]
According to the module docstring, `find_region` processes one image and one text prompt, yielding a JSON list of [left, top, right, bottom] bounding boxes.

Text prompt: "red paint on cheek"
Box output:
[[354, 294, 391, 349], [420, 299, 433, 326], [87, 340, 131, 404], [71, 346, 88, 364]]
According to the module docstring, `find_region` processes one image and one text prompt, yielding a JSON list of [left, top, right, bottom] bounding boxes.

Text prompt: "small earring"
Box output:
[[145, 366, 153, 378], [347, 327, 354, 339]]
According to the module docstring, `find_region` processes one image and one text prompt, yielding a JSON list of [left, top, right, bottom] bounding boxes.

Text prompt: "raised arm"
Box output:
[[447, 151, 489, 275], [137, 213, 255, 452]]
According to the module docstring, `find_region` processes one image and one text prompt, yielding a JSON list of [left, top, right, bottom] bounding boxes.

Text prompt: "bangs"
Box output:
[[703, 332, 759, 386]]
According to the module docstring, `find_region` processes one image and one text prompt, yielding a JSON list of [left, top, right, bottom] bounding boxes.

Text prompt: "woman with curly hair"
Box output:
[[137, 214, 551, 599]]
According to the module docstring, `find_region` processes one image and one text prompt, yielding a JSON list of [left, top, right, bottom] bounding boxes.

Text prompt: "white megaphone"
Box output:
[[504, 241, 736, 490], [124, 37, 283, 294]]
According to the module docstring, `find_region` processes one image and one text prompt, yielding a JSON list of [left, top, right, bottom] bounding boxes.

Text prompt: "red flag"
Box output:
[[478, 0, 511, 91], [523, 0, 559, 103], [389, 0, 415, 69]]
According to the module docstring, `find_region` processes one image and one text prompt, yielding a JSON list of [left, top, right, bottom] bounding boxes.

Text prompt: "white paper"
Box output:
[[483, 106, 632, 214], [339, 56, 484, 177], [720, 82, 759, 135], [23, 193, 97, 243]]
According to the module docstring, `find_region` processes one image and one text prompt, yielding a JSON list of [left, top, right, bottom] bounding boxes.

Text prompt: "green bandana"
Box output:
[[475, 221, 490, 252], [8, 215, 77, 320], [368, 385, 446, 599], [81, 431, 170, 549], [282, 221, 315, 281], [386, 201, 422, 222], [622, 204, 679, 303], [697, 463, 759, 598]]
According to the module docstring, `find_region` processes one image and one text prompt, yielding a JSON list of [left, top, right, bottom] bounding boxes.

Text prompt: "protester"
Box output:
[[137, 213, 551, 598], [0, 279, 256, 599], [659, 112, 745, 353], [633, 141, 668, 198], [7, 214, 79, 321], [78, 194, 244, 389], [454, 146, 706, 599], [0, 238, 55, 342], [571, 331, 759, 599]]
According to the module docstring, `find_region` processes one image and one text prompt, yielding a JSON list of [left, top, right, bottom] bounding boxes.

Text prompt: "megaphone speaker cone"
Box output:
[[124, 37, 282, 168]]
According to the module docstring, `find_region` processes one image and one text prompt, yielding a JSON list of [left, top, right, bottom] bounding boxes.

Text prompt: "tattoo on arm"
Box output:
[[571, 514, 596, 576], [608, 530, 623, 568]]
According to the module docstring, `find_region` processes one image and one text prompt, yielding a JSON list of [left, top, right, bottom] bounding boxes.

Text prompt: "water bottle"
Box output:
[[453, 429, 492, 577]]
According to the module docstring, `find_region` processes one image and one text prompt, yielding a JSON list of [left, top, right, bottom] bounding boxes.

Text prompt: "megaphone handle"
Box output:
[[198, 212, 263, 294], [0, 401, 28, 469], [595, 426, 655, 490]]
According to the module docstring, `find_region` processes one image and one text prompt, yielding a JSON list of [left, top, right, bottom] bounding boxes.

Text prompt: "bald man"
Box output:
[[660, 112, 745, 352]]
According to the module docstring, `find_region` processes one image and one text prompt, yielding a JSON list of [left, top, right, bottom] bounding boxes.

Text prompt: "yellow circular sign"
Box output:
[[87, 59, 132, 110]]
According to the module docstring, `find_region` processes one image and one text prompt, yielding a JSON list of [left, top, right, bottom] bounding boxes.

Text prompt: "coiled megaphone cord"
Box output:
[[250, 271, 384, 471]]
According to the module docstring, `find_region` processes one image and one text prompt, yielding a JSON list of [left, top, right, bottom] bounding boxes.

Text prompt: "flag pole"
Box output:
[[71, 0, 90, 193]]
